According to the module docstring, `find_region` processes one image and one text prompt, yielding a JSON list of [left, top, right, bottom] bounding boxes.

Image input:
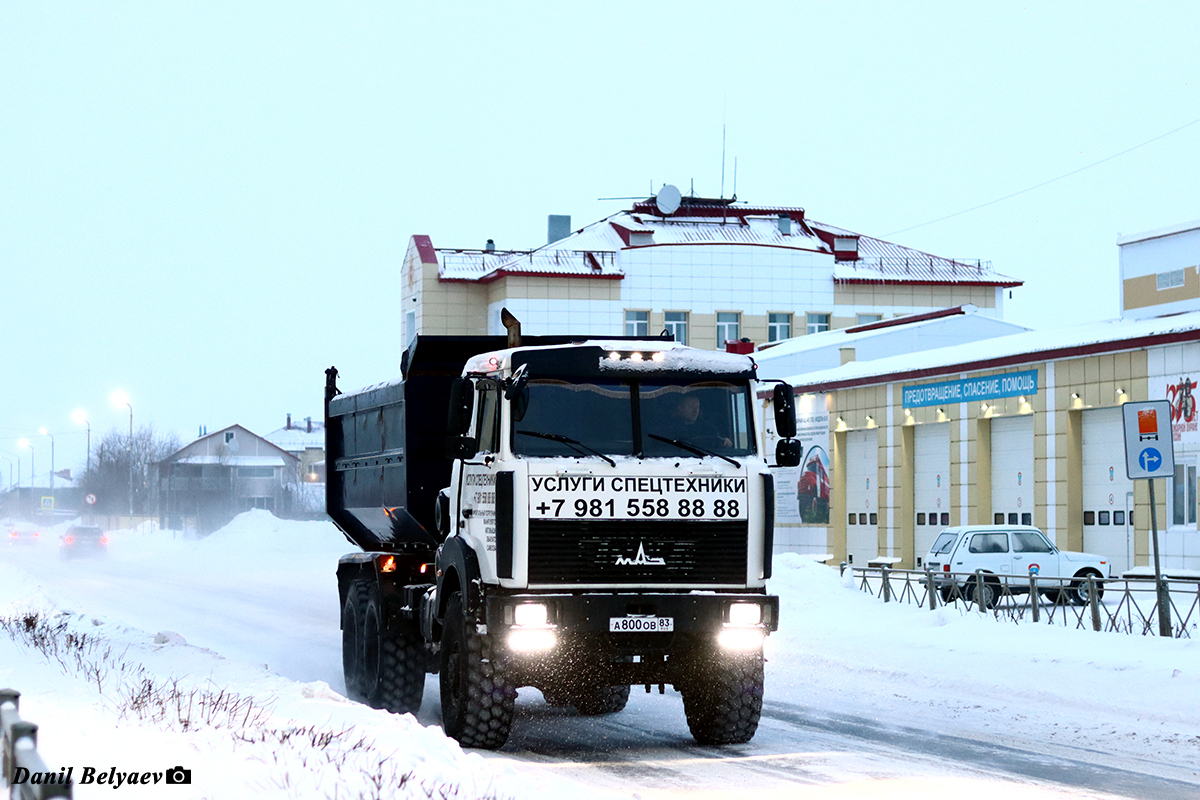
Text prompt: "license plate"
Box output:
[[609, 616, 674, 633]]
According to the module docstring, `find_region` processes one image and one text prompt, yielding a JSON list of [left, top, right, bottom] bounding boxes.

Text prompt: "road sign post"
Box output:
[[1122, 401, 1174, 637]]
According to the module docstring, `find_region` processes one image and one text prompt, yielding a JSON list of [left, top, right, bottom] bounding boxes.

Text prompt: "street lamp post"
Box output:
[[0, 455, 12, 491], [112, 391, 133, 517], [39, 428, 55, 510], [72, 410, 91, 474]]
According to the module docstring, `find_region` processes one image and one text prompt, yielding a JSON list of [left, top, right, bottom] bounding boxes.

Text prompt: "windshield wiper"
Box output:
[[516, 430, 617, 467], [646, 433, 740, 468]]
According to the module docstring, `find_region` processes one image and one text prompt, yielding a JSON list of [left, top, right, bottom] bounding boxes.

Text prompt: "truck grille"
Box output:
[[527, 520, 748, 585]]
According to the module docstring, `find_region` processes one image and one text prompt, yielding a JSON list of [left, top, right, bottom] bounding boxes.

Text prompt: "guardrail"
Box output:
[[1, 689, 72, 799], [844, 565, 1199, 639]]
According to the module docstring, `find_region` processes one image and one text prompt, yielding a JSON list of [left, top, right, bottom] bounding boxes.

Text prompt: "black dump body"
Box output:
[[325, 333, 671, 553]]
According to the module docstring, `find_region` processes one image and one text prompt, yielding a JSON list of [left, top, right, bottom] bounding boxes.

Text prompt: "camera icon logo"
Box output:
[[165, 766, 192, 785]]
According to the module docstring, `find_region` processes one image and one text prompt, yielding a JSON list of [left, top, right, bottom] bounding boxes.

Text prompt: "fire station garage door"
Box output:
[[914, 423, 951, 563], [991, 415, 1034, 526], [1083, 406, 1134, 575], [845, 430, 878, 565]]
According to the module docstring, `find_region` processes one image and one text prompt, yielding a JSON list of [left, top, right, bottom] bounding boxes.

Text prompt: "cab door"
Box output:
[[458, 379, 502, 580]]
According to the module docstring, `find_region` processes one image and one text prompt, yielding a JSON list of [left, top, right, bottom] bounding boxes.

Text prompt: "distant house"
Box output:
[[264, 413, 325, 482], [155, 425, 301, 533]]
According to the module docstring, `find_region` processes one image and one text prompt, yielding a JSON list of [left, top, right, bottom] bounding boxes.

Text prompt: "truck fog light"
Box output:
[[513, 603, 548, 627], [718, 627, 765, 651], [728, 603, 761, 626], [508, 629, 557, 652]]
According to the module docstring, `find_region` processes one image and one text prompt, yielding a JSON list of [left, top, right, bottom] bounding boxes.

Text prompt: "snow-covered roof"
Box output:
[[781, 310, 1200, 393], [264, 422, 325, 453], [174, 455, 288, 467], [431, 198, 1020, 288]]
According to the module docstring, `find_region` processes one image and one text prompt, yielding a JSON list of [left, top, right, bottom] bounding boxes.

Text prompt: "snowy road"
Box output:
[[3, 513, 1198, 800]]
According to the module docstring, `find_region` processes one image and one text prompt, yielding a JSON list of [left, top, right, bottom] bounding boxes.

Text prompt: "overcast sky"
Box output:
[[3, 2, 1199, 483]]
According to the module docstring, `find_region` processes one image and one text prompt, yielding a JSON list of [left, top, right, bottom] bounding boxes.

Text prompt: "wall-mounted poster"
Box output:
[[1160, 375, 1198, 444], [771, 393, 830, 524]]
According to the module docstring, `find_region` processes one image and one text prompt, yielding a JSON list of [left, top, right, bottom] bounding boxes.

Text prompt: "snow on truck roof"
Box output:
[[463, 340, 757, 376]]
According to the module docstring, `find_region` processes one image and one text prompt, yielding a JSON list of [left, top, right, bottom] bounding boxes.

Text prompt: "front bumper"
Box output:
[[483, 591, 778, 686]]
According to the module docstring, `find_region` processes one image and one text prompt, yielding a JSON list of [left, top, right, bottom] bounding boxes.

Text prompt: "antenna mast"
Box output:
[[720, 124, 726, 198]]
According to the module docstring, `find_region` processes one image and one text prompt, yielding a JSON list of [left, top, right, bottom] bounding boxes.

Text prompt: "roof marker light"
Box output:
[[608, 351, 620, 361], [630, 352, 643, 362], [651, 351, 665, 362]]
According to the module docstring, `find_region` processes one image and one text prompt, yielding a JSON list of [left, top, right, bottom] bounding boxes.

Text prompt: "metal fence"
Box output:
[[1, 689, 72, 799], [846, 565, 1200, 639]]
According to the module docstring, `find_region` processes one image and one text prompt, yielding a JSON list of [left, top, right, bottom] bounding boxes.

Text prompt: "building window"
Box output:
[[716, 312, 740, 344], [856, 313, 882, 325], [1172, 464, 1197, 526], [624, 310, 649, 337], [768, 313, 791, 342], [806, 313, 830, 334], [1157, 269, 1186, 290], [664, 311, 688, 345], [238, 466, 275, 478]]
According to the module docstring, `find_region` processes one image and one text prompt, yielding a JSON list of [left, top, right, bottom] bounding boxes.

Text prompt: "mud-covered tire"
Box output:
[[680, 650, 764, 745], [573, 684, 631, 716], [440, 592, 515, 749]]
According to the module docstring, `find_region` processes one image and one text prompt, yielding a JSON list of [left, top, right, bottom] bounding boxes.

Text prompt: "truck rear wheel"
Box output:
[[573, 684, 631, 716], [681, 649, 764, 745], [343, 580, 425, 714], [440, 592, 515, 749]]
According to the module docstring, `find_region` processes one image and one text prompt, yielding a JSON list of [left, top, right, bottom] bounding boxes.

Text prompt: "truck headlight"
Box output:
[[718, 628, 765, 651], [513, 603, 549, 627], [508, 628, 557, 652], [728, 603, 761, 626]]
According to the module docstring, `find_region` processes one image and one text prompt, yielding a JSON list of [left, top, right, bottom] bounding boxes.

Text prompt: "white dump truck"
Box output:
[[325, 316, 800, 748]]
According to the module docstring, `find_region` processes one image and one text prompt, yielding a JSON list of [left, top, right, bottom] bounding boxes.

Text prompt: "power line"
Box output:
[[885, 115, 1200, 237]]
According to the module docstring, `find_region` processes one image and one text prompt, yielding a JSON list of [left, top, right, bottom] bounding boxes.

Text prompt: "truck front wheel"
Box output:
[[440, 592, 515, 749], [680, 649, 764, 745]]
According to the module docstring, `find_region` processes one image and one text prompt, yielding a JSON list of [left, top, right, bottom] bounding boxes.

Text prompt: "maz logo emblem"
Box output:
[[615, 542, 666, 566]]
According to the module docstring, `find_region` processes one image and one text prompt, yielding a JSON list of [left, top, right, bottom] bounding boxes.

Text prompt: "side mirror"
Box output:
[[503, 363, 529, 400], [772, 383, 797, 439], [445, 435, 478, 460], [447, 378, 474, 436], [775, 439, 802, 468]]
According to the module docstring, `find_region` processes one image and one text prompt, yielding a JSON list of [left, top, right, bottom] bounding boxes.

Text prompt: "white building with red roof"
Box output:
[[402, 191, 1022, 350]]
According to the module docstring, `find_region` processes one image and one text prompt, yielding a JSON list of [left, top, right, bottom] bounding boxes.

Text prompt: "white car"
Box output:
[[925, 525, 1109, 608]]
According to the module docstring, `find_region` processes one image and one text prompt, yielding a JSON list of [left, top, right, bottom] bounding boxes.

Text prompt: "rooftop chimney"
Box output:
[[777, 214, 792, 235], [306, 416, 312, 433], [485, 238, 496, 252], [286, 413, 292, 430], [547, 215, 571, 244]]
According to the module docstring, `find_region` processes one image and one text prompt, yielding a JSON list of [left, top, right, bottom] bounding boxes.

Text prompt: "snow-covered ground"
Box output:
[[1, 510, 1197, 799]]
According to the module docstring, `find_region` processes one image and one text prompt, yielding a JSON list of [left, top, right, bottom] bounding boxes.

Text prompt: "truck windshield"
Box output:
[[512, 378, 755, 458], [640, 381, 754, 458], [514, 379, 635, 456]]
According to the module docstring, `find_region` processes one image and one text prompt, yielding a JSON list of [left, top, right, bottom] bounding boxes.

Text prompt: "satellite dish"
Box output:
[[655, 184, 681, 215]]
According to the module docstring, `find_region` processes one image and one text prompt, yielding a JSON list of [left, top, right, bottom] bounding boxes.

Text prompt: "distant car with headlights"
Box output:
[[59, 525, 108, 559], [6, 521, 42, 546], [925, 525, 1109, 608]]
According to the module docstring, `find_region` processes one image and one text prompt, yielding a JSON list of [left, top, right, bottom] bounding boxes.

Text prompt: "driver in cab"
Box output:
[[666, 394, 732, 449]]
